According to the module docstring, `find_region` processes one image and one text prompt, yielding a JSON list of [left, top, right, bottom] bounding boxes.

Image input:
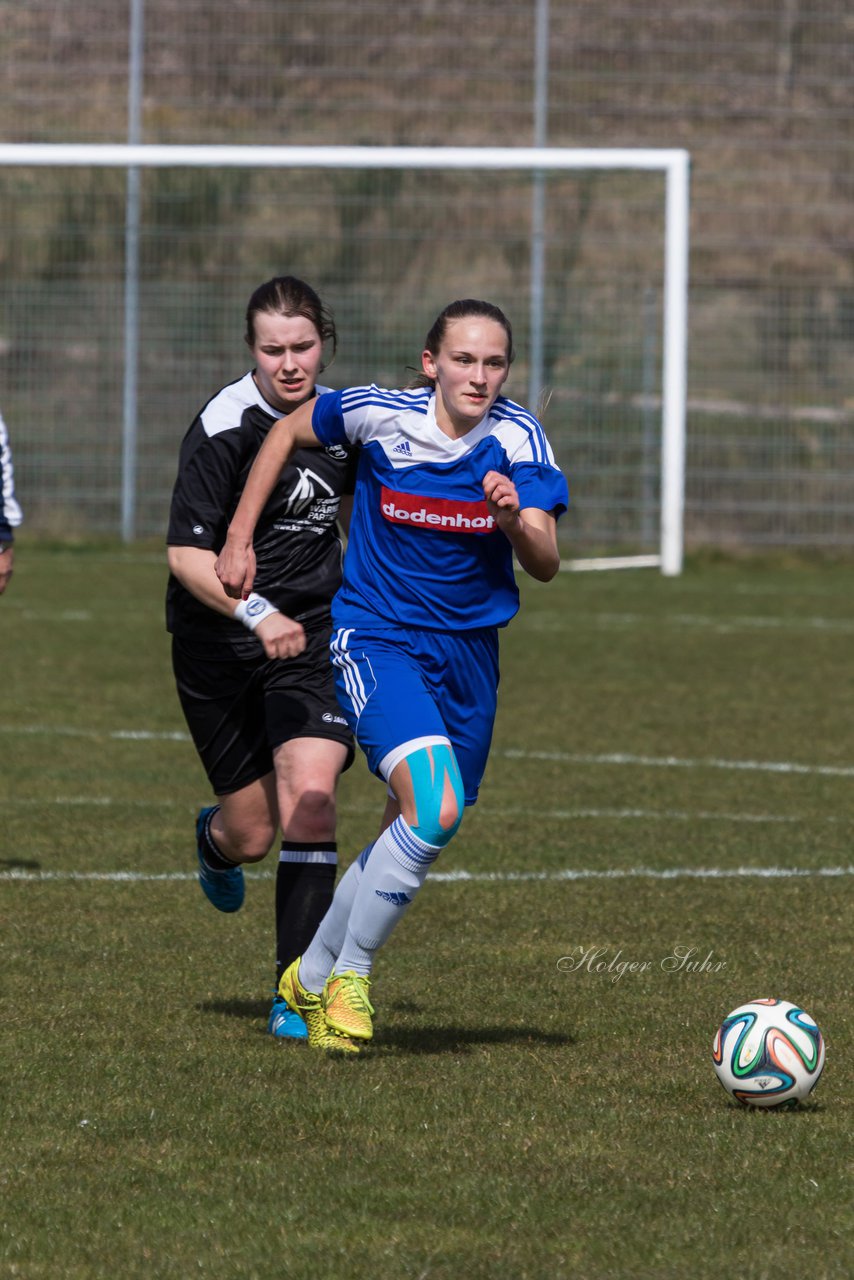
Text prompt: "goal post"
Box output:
[[0, 143, 689, 574]]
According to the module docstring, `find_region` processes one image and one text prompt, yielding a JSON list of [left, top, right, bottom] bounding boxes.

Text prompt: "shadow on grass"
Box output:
[[199, 998, 271, 1022], [376, 1024, 576, 1055], [198, 999, 574, 1054], [721, 1099, 825, 1115], [0, 858, 41, 870]]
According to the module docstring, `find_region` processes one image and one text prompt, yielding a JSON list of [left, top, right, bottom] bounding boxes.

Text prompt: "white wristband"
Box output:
[[234, 593, 280, 632]]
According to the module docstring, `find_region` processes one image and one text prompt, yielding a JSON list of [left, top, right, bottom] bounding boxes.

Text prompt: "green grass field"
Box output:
[[1, 545, 852, 1280]]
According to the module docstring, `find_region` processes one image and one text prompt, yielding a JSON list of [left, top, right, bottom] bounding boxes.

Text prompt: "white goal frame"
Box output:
[[0, 143, 689, 574]]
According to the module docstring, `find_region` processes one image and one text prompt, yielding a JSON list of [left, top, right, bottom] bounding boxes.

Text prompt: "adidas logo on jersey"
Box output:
[[391, 440, 413, 457], [375, 888, 412, 906]]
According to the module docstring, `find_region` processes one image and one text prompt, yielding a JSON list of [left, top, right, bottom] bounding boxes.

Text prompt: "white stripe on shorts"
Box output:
[[331, 627, 368, 716]]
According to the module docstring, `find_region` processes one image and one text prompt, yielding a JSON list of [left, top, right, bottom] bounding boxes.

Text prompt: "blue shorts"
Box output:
[[330, 623, 499, 806]]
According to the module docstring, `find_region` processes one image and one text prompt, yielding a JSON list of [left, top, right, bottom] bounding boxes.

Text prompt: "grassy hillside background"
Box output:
[[0, 0, 852, 548]]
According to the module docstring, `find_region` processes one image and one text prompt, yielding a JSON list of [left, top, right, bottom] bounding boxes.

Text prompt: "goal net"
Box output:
[[0, 144, 689, 573]]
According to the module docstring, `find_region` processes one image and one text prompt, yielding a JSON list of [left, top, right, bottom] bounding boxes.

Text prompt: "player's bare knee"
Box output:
[[284, 788, 337, 844], [234, 839, 273, 864], [437, 799, 464, 846], [222, 823, 276, 863]]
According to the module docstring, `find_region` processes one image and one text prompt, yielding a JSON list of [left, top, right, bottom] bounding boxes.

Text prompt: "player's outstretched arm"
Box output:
[[215, 400, 320, 599], [170, 545, 242, 616], [169, 545, 306, 659], [482, 470, 560, 582]]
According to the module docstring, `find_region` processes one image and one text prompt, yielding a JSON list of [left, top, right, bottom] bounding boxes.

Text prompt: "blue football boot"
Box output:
[[195, 805, 244, 913], [267, 994, 308, 1041]]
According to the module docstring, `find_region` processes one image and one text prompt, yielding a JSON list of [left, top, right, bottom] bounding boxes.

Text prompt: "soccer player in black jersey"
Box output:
[[166, 276, 394, 1041]]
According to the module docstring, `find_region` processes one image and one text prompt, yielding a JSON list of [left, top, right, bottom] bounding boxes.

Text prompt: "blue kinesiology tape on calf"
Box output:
[[405, 742, 465, 847]]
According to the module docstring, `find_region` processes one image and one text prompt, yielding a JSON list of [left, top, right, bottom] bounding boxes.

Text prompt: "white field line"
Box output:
[[524, 611, 854, 635], [3, 722, 854, 780], [499, 748, 854, 779], [432, 865, 854, 882], [0, 724, 192, 741], [1, 797, 844, 826], [7, 595, 854, 634], [1, 865, 852, 885]]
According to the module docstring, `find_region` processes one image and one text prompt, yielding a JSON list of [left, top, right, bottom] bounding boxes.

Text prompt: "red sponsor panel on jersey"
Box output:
[[380, 486, 496, 535]]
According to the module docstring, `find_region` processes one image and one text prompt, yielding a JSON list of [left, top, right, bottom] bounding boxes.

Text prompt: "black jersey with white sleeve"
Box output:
[[166, 373, 356, 651]]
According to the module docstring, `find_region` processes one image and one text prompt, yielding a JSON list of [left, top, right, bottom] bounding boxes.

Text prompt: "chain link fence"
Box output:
[[1, 0, 852, 552]]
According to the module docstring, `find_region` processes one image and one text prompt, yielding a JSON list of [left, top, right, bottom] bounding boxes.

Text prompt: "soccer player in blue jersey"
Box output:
[[216, 299, 568, 1052]]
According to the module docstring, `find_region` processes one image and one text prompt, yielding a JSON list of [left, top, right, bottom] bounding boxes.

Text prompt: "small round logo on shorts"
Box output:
[[325, 444, 348, 460], [322, 711, 348, 725], [193, 524, 204, 535]]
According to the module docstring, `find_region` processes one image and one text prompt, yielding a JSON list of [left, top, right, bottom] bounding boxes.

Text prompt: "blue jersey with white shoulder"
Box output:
[[311, 385, 568, 631]]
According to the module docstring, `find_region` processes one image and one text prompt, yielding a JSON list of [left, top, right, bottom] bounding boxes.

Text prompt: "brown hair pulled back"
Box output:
[[409, 299, 515, 389], [245, 276, 337, 368]]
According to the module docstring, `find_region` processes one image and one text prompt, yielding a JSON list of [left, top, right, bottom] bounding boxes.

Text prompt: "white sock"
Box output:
[[332, 817, 442, 977], [298, 845, 371, 993]]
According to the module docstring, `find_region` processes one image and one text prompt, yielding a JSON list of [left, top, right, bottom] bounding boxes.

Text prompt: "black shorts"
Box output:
[[172, 612, 355, 796]]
